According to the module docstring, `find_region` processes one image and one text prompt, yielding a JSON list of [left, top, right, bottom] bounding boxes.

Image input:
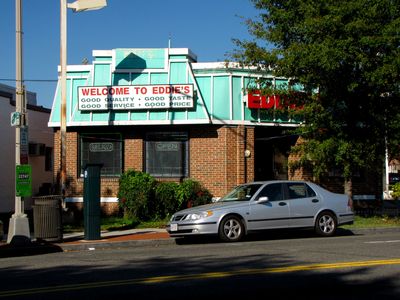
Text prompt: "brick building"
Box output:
[[48, 48, 381, 214]]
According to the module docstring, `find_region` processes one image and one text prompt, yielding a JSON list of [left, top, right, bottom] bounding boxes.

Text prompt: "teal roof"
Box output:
[[48, 48, 300, 127]]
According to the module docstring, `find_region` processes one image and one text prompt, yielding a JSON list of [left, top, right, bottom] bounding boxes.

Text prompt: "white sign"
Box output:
[[11, 112, 21, 126], [78, 84, 194, 111]]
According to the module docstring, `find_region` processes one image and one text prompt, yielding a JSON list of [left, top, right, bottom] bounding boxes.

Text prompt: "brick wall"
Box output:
[[190, 125, 254, 197], [54, 125, 256, 214]]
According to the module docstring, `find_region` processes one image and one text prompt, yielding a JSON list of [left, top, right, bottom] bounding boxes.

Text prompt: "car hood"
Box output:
[[174, 201, 248, 215]]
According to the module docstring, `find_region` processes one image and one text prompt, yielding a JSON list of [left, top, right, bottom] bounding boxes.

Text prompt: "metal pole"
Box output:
[[8, 0, 30, 244], [60, 0, 67, 198], [15, 0, 23, 215]]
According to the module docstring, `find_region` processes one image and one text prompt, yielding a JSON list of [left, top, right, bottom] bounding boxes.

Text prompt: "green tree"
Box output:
[[232, 0, 400, 196]]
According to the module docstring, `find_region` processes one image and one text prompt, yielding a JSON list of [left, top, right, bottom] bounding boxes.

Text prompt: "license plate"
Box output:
[[170, 223, 178, 232]]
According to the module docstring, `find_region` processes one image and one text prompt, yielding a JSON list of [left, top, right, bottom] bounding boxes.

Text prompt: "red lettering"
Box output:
[[247, 91, 264, 109], [90, 88, 98, 95], [81, 88, 90, 96]]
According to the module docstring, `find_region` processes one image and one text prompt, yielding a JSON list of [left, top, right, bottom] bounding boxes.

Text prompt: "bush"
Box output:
[[117, 170, 156, 220], [154, 181, 180, 219], [176, 179, 212, 208], [391, 182, 400, 200], [118, 170, 213, 221]]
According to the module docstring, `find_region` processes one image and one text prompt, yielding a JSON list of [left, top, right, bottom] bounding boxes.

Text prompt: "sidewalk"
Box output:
[[0, 228, 174, 257]]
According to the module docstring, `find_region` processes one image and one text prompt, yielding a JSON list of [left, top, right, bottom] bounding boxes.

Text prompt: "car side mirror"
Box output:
[[257, 196, 269, 203]]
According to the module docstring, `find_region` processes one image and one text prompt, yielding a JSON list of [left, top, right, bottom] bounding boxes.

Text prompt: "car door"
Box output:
[[248, 183, 290, 230], [284, 182, 322, 228]]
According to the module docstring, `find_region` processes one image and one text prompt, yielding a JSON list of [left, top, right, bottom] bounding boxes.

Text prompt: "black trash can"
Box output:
[[33, 195, 63, 242]]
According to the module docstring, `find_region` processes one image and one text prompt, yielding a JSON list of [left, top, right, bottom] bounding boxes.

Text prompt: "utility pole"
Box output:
[[7, 0, 30, 244]]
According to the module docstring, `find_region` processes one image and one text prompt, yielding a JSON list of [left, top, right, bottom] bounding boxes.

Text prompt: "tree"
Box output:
[[231, 0, 400, 196]]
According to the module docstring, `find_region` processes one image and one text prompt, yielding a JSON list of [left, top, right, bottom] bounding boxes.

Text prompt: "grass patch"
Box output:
[[343, 215, 400, 229], [100, 217, 140, 231]]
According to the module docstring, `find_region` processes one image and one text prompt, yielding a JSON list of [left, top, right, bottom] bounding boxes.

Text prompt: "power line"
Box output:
[[0, 78, 57, 82]]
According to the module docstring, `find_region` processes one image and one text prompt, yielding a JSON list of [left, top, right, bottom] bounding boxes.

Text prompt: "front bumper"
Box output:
[[166, 221, 218, 237]]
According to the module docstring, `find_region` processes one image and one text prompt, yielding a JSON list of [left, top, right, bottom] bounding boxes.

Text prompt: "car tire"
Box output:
[[315, 211, 337, 237], [218, 215, 244, 242]]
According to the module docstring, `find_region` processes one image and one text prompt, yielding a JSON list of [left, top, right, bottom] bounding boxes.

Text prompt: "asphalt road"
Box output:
[[1, 228, 400, 299]]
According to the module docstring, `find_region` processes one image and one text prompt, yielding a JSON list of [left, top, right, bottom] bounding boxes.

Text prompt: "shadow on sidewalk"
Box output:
[[0, 241, 63, 258]]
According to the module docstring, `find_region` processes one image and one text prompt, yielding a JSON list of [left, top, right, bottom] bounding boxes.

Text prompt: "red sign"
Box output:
[[246, 91, 304, 110], [246, 91, 281, 109]]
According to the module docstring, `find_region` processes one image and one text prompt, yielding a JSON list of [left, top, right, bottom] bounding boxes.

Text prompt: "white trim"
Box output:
[[48, 119, 211, 127], [57, 65, 92, 73], [229, 75, 233, 120], [65, 197, 118, 203], [241, 76, 245, 121], [49, 118, 299, 128], [93, 50, 113, 57], [211, 119, 300, 127], [169, 48, 197, 61]]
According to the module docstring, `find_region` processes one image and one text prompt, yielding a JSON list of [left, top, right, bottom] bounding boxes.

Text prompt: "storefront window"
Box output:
[[79, 133, 122, 177], [145, 132, 188, 177]]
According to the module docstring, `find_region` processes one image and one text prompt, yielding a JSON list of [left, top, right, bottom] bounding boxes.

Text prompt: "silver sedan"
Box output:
[[167, 180, 354, 242]]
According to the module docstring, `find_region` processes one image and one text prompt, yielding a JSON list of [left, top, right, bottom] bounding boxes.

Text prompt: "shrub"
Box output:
[[118, 171, 213, 221], [176, 179, 212, 209], [117, 170, 156, 220], [391, 182, 400, 200], [154, 181, 180, 219]]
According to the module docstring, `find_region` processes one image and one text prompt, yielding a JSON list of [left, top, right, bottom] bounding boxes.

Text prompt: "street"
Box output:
[[1, 229, 400, 299]]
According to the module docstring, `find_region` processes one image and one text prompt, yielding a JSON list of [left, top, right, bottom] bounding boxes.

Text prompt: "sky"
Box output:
[[0, 0, 259, 109]]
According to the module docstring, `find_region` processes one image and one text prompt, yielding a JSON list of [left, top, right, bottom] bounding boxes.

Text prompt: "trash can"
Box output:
[[33, 195, 63, 242]]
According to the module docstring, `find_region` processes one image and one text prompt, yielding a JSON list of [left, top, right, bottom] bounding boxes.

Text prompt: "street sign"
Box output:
[[20, 126, 29, 164], [16, 165, 32, 197], [10, 112, 21, 126]]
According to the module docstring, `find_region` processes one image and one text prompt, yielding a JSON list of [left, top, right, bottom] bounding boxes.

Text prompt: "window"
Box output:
[[257, 183, 283, 201], [45, 147, 53, 171], [79, 134, 122, 177], [287, 183, 316, 199], [220, 184, 263, 202], [306, 184, 317, 197], [145, 132, 188, 177]]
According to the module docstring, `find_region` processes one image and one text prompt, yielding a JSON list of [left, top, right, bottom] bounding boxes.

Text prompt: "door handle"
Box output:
[[312, 199, 319, 203], [279, 202, 287, 206]]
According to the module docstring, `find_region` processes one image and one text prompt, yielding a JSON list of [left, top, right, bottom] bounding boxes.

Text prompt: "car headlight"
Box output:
[[185, 210, 213, 220]]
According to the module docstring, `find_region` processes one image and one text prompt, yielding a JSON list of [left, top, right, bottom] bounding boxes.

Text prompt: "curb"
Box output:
[[57, 237, 176, 252], [348, 226, 400, 235]]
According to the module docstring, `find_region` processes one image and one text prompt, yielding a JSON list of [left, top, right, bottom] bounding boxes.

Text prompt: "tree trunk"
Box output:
[[344, 177, 353, 199]]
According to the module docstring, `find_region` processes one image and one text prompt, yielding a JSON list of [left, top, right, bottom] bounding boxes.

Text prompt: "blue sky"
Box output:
[[0, 0, 259, 108]]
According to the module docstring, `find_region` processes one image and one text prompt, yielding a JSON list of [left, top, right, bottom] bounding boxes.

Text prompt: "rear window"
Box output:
[[287, 183, 316, 199]]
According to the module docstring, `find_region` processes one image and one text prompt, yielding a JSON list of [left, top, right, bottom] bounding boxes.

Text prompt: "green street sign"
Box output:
[[16, 165, 32, 197]]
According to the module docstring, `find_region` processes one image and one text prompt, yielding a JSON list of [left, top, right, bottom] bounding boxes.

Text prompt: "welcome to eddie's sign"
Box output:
[[78, 84, 194, 111]]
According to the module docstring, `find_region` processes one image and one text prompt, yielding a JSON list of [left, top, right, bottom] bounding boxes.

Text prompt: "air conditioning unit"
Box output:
[[29, 143, 46, 156]]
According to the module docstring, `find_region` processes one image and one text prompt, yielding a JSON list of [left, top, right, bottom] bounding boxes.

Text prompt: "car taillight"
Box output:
[[348, 196, 354, 211]]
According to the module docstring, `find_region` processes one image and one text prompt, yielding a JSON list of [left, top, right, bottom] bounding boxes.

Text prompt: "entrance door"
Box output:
[[254, 140, 274, 181]]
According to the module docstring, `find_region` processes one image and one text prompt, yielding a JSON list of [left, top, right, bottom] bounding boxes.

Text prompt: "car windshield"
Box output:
[[218, 184, 263, 202]]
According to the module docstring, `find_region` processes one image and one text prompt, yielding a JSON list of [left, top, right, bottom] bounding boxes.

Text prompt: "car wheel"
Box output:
[[315, 211, 337, 237], [218, 215, 244, 242]]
